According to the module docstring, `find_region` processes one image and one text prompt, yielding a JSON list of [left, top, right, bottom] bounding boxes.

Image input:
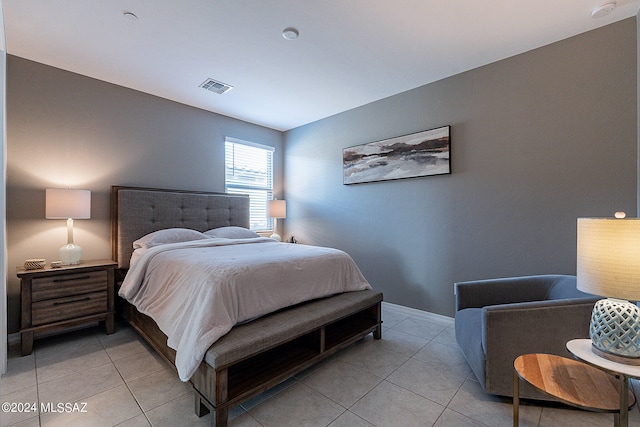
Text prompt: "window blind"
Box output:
[[225, 138, 274, 231]]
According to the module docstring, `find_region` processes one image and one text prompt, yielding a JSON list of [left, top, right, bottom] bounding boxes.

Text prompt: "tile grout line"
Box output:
[[364, 312, 479, 426], [97, 328, 152, 427], [33, 348, 42, 427]]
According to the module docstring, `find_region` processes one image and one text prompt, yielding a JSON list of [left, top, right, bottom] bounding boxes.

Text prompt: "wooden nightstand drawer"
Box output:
[[18, 259, 117, 355], [32, 291, 107, 326], [32, 270, 107, 302]]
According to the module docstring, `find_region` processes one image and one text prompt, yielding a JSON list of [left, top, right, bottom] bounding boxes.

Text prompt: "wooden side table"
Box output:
[[568, 339, 640, 427], [513, 353, 635, 427], [18, 259, 117, 355]]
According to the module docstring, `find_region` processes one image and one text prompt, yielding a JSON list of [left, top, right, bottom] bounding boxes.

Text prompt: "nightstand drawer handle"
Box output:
[[52, 275, 92, 283], [53, 296, 91, 306]]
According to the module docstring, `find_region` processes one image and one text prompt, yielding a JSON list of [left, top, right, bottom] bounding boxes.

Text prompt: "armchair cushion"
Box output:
[[455, 274, 598, 399]]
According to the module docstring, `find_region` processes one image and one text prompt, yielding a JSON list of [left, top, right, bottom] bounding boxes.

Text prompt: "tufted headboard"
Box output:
[[110, 186, 250, 269]]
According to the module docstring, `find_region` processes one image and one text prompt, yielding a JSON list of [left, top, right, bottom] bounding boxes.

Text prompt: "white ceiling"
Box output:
[[3, 0, 639, 131]]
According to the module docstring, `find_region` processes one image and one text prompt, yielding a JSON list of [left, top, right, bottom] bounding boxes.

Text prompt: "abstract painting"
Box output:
[[343, 126, 450, 185]]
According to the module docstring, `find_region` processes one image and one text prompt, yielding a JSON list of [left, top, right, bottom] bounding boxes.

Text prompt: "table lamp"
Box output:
[[576, 215, 640, 364], [267, 199, 286, 241], [46, 188, 91, 265]]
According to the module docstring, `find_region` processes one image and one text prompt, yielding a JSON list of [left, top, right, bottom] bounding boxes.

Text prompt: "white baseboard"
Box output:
[[382, 301, 454, 326]]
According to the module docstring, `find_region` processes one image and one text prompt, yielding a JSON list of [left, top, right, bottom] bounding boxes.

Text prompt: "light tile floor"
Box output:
[[2, 303, 640, 427]]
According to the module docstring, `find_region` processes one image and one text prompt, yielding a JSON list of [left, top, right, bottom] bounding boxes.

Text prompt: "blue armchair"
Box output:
[[454, 274, 598, 399]]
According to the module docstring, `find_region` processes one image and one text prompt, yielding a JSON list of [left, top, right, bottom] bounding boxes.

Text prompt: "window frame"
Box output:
[[224, 137, 275, 232]]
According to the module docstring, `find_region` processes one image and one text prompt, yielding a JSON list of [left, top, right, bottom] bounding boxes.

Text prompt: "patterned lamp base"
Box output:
[[589, 298, 640, 364]]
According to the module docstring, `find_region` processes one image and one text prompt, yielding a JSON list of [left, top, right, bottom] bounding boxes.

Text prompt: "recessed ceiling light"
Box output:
[[591, 2, 616, 18], [282, 27, 299, 40], [123, 11, 139, 21]]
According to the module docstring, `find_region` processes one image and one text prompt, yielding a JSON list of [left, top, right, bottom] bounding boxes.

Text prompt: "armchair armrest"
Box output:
[[455, 275, 573, 311], [480, 297, 597, 395]]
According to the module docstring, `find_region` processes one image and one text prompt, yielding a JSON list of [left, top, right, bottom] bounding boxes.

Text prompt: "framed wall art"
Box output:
[[343, 125, 450, 185]]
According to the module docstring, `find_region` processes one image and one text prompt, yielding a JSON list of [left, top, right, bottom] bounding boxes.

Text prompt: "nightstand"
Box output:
[[17, 259, 117, 355]]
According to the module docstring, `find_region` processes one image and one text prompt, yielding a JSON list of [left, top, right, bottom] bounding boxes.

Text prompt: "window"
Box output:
[[225, 137, 274, 231]]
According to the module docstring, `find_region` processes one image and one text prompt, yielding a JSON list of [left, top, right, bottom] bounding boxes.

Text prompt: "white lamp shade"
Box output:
[[577, 218, 640, 301], [268, 200, 286, 219], [46, 189, 91, 219]]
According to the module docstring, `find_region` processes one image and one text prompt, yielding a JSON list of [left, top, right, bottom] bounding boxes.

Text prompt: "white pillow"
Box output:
[[204, 226, 260, 239], [133, 228, 209, 249]]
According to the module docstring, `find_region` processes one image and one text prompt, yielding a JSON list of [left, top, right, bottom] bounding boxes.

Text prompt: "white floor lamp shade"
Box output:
[[46, 189, 91, 265], [577, 217, 640, 363]]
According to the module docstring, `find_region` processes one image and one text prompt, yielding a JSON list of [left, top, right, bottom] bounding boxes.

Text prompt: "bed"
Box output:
[[110, 186, 383, 426]]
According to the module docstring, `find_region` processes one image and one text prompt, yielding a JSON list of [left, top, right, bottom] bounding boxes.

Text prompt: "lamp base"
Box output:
[[589, 298, 640, 363], [59, 243, 82, 265], [269, 232, 282, 242]]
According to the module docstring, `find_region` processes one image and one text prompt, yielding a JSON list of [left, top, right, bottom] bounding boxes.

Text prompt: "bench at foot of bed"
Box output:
[[190, 289, 383, 427]]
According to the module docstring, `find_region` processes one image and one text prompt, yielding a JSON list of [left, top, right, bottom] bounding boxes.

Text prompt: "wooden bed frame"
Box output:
[[110, 186, 382, 426]]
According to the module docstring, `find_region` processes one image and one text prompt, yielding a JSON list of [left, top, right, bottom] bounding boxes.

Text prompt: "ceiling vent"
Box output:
[[199, 78, 233, 94]]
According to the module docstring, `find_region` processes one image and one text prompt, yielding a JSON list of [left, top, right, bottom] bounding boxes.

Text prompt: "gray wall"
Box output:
[[5, 56, 283, 333], [284, 18, 638, 317], [0, 9, 7, 373]]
